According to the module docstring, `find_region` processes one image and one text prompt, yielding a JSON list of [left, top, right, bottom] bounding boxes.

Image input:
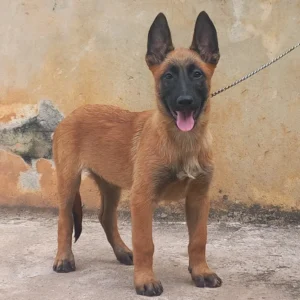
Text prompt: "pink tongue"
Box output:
[[176, 111, 195, 132]]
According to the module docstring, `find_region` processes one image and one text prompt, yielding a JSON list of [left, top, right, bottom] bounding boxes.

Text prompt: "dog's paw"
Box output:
[[193, 273, 222, 288], [189, 267, 222, 288], [114, 246, 133, 266], [53, 253, 76, 273], [135, 279, 163, 297]]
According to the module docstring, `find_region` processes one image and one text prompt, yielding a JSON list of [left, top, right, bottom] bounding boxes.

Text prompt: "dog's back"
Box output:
[[53, 104, 153, 189]]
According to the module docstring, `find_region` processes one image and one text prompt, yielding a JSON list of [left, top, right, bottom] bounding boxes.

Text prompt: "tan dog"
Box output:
[[52, 11, 222, 296]]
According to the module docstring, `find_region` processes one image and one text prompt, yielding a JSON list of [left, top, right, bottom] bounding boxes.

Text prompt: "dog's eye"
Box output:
[[193, 71, 203, 79], [164, 73, 173, 80]]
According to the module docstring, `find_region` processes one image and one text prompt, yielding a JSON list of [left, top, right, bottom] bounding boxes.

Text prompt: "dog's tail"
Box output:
[[72, 192, 83, 243]]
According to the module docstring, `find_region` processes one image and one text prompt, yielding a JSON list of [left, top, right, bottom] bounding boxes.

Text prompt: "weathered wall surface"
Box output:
[[0, 0, 300, 213]]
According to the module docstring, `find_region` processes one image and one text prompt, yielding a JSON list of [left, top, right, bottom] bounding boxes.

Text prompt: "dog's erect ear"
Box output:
[[146, 13, 174, 67], [190, 11, 220, 65]]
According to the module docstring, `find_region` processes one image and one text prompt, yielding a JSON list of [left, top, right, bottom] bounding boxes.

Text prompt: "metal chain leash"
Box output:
[[211, 41, 300, 98]]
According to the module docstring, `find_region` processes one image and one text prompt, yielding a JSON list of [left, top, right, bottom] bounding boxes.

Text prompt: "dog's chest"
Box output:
[[156, 156, 206, 201], [176, 156, 203, 180]]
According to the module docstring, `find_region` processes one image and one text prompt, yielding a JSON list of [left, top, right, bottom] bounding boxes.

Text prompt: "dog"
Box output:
[[52, 11, 221, 296]]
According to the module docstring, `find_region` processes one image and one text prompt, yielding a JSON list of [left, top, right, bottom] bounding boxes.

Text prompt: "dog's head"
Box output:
[[146, 12, 220, 132]]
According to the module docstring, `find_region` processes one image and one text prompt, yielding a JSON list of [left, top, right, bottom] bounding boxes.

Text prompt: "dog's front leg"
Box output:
[[186, 184, 222, 288], [131, 183, 163, 296]]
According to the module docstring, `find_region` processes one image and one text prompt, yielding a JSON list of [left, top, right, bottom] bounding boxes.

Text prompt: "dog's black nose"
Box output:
[[177, 95, 194, 106]]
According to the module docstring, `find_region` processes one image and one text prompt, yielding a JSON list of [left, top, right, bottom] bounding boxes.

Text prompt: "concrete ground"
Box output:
[[0, 209, 299, 300]]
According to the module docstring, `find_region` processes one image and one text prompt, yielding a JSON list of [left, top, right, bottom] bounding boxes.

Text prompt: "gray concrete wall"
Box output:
[[0, 0, 300, 212]]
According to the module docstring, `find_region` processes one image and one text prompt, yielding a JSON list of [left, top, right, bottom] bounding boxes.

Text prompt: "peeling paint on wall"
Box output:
[[0, 100, 63, 163], [229, 0, 250, 42], [18, 160, 41, 191]]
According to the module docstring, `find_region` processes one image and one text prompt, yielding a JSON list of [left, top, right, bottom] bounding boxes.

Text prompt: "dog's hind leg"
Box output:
[[53, 167, 81, 273], [92, 173, 133, 265]]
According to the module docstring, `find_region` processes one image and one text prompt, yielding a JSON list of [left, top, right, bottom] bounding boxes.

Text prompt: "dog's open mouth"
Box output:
[[170, 109, 199, 132]]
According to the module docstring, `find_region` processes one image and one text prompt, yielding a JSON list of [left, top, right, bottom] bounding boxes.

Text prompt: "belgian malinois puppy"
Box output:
[[52, 11, 221, 296]]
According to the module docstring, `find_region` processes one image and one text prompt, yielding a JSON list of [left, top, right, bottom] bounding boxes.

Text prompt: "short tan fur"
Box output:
[[53, 11, 222, 297]]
